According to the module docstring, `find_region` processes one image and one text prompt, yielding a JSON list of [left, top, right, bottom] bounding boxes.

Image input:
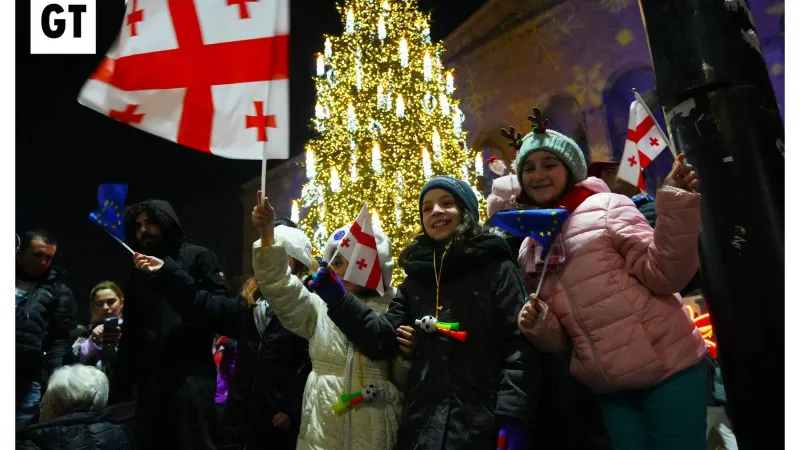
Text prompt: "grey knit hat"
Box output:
[[514, 108, 587, 184]]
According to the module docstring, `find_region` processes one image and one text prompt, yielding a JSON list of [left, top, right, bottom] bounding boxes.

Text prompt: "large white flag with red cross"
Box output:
[[617, 99, 671, 189], [336, 203, 385, 296], [78, 0, 289, 160]]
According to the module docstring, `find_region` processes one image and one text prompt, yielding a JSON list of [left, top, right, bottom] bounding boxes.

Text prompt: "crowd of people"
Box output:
[[15, 115, 737, 450]]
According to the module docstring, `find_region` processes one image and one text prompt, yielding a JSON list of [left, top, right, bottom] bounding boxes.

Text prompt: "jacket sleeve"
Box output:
[[325, 288, 412, 361], [519, 300, 570, 353], [43, 283, 76, 375], [153, 257, 245, 339], [192, 249, 231, 296], [493, 260, 541, 425], [607, 187, 701, 295], [252, 241, 323, 340]]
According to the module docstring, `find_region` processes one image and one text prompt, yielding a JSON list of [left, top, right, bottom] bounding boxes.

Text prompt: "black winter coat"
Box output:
[[327, 233, 541, 450], [16, 412, 131, 450], [15, 267, 76, 390], [153, 257, 311, 450], [110, 200, 229, 450]]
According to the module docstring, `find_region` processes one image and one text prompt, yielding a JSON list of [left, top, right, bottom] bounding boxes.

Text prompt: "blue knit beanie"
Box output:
[[419, 176, 479, 221], [514, 108, 587, 185]]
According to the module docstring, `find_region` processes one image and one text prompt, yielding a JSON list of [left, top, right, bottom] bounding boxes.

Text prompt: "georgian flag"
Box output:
[[617, 99, 670, 189], [78, 0, 290, 160], [336, 204, 385, 296]]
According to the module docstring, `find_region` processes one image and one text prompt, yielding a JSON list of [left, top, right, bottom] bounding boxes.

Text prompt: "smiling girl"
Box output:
[[514, 109, 707, 450], [311, 175, 540, 450]]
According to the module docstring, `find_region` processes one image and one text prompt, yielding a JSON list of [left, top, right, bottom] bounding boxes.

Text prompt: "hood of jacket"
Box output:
[[124, 199, 185, 255]]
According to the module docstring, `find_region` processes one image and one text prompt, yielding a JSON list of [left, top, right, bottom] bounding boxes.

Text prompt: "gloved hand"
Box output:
[[309, 261, 347, 307], [497, 423, 530, 450]]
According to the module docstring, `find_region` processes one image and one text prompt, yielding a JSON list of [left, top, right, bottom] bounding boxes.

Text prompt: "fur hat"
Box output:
[[514, 108, 587, 184]]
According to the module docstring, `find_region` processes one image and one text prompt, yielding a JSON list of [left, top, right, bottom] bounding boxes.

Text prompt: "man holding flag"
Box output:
[[110, 199, 229, 450]]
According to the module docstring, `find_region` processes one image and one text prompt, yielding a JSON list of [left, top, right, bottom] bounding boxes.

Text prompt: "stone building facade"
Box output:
[[443, 0, 784, 192]]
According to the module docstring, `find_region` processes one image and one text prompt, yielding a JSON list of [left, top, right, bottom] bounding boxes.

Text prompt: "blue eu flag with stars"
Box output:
[[89, 184, 128, 241], [491, 209, 570, 253]]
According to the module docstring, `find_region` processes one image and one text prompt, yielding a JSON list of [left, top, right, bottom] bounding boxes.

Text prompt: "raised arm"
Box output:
[[147, 256, 246, 339], [252, 242, 322, 341], [608, 155, 702, 295]]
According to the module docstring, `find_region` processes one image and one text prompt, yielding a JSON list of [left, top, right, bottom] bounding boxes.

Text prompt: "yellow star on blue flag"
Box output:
[[490, 208, 570, 253], [89, 183, 128, 241]]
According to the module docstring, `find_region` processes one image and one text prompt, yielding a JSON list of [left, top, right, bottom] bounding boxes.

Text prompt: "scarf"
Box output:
[[522, 184, 597, 276], [253, 298, 273, 338], [403, 233, 514, 285]]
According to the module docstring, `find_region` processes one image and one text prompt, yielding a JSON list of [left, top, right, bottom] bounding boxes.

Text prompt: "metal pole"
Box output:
[[637, 1, 784, 448]]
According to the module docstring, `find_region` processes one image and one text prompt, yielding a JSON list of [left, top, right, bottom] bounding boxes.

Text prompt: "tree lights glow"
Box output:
[[299, 0, 484, 282]]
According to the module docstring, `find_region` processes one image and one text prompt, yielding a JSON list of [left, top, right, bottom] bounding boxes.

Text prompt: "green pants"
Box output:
[[600, 363, 707, 450]]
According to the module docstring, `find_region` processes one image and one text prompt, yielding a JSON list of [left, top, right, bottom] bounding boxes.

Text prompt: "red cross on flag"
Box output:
[[335, 203, 385, 296], [617, 98, 671, 189], [78, 0, 289, 160]]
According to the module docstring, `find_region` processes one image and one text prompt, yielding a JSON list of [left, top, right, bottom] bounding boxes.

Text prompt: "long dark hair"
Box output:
[[398, 204, 483, 268]]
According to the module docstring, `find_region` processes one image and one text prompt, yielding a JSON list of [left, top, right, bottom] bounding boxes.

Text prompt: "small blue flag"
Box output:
[[491, 209, 570, 253], [89, 183, 128, 241]]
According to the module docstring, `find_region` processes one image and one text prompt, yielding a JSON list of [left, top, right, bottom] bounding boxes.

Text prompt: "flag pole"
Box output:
[[105, 229, 135, 255], [533, 246, 552, 299], [259, 0, 281, 206], [631, 88, 677, 158]]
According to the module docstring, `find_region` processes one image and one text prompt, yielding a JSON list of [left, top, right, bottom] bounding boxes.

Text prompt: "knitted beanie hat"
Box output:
[[274, 225, 317, 272], [418, 176, 480, 221], [514, 108, 587, 185]]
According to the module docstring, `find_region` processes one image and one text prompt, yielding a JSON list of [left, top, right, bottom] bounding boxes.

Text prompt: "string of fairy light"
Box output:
[[294, 0, 486, 282]]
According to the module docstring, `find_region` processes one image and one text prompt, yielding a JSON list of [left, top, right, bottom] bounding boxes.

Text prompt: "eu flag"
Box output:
[[89, 183, 128, 241], [491, 209, 570, 253]]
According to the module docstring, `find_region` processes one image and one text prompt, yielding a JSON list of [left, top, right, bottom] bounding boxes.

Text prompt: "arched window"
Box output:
[[603, 68, 672, 193], [543, 95, 588, 161]]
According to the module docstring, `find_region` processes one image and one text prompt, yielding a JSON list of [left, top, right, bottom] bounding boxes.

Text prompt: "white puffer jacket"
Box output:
[[253, 235, 406, 450]]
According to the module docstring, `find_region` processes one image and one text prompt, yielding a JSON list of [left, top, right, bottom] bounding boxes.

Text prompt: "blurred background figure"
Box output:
[[73, 281, 125, 374], [15, 230, 76, 428], [16, 365, 130, 450]]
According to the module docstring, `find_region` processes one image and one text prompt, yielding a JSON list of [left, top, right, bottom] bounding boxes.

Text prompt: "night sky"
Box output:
[[15, 0, 485, 316]]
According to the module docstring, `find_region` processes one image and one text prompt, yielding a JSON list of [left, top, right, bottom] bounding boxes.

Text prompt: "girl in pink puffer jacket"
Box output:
[[515, 109, 707, 450]]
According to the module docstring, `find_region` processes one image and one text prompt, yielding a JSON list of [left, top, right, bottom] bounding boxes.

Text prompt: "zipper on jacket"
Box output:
[[557, 273, 613, 389], [344, 342, 355, 450]]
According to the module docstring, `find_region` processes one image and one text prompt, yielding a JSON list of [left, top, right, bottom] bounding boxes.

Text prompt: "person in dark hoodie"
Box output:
[[110, 199, 229, 450], [131, 221, 313, 450], [15, 230, 76, 428]]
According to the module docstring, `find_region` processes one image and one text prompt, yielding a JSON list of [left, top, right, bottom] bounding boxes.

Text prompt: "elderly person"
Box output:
[[17, 365, 129, 449]]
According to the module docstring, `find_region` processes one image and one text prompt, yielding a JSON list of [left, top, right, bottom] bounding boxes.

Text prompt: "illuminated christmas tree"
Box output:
[[297, 0, 485, 282]]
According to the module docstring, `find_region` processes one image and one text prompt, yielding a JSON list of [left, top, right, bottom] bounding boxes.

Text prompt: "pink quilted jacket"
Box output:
[[518, 177, 706, 394]]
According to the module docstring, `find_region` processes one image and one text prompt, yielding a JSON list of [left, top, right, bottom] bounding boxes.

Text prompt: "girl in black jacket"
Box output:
[[310, 176, 541, 450]]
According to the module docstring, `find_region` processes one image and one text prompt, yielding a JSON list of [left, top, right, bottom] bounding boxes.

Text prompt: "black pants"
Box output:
[[531, 351, 612, 450], [135, 375, 219, 450]]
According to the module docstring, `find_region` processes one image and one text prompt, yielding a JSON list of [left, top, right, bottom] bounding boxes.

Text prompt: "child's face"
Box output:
[[330, 253, 361, 294], [521, 151, 569, 207], [421, 188, 462, 241], [92, 289, 123, 320]]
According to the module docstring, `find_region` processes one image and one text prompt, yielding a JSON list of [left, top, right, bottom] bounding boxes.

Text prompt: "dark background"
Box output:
[[15, 0, 485, 322]]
